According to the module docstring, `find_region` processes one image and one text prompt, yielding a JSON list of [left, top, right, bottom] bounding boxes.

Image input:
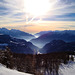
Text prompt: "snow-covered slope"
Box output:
[[0, 62, 75, 75], [59, 62, 75, 75], [0, 64, 33, 75]]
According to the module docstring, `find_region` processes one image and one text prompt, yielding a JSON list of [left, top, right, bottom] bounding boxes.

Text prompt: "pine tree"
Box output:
[[2, 47, 14, 69]]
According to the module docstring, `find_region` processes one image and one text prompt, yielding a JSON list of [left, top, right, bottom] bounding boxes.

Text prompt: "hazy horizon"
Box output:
[[0, 27, 75, 35]]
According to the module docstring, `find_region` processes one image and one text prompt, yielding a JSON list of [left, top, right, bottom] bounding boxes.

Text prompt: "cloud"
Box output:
[[0, 0, 75, 27], [1, 21, 34, 28], [0, 0, 26, 24], [58, 24, 75, 30], [68, 25, 75, 27], [43, 0, 75, 20]]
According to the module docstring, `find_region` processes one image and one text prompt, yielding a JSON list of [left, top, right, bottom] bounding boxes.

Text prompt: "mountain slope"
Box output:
[[35, 30, 75, 37], [31, 30, 75, 48], [40, 40, 75, 53], [0, 34, 38, 54], [34, 31, 52, 37], [0, 28, 35, 41]]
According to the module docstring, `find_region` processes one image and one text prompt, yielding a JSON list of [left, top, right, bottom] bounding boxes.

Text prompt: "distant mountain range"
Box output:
[[1, 35, 74, 54], [35, 30, 75, 37], [34, 31, 52, 37], [0, 34, 39, 54], [31, 30, 75, 48], [0, 29, 75, 54], [0, 28, 35, 41], [40, 40, 75, 54]]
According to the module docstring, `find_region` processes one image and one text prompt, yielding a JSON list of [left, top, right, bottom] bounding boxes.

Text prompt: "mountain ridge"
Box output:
[[0, 34, 39, 54], [40, 40, 75, 53], [0, 28, 35, 41], [31, 30, 75, 48]]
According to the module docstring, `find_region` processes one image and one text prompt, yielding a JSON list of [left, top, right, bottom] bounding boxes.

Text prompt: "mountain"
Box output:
[[0, 28, 35, 41], [0, 34, 38, 54], [30, 30, 75, 48], [35, 30, 75, 37], [34, 31, 52, 37], [40, 40, 75, 53]]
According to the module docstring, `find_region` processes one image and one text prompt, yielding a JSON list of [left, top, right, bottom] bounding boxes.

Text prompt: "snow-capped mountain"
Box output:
[[0, 28, 35, 41]]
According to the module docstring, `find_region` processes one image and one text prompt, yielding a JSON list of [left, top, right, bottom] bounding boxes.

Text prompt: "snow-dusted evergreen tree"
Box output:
[[0, 47, 14, 69]]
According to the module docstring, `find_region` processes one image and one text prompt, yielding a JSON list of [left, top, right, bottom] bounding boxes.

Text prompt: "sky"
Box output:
[[0, 0, 75, 34]]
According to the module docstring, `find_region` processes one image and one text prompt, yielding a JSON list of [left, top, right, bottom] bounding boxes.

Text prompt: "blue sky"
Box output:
[[0, 0, 75, 33]]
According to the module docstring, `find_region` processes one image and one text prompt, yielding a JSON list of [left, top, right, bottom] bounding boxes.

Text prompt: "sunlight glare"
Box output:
[[24, 0, 50, 16]]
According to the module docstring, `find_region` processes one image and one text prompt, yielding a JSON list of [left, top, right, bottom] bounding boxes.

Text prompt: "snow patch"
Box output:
[[10, 41, 18, 44], [59, 62, 75, 75], [0, 44, 8, 46], [0, 64, 33, 75]]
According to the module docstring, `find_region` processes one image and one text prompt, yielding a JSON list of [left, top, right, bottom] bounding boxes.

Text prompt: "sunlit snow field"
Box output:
[[0, 62, 75, 75], [0, 64, 33, 75], [59, 61, 75, 75], [0, 55, 75, 75]]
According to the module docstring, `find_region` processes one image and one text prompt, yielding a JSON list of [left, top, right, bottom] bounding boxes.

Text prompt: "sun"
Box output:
[[24, 0, 50, 16]]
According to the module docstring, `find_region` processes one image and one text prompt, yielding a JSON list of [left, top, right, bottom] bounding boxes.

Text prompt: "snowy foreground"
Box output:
[[0, 62, 75, 75], [0, 64, 33, 75], [59, 62, 75, 75]]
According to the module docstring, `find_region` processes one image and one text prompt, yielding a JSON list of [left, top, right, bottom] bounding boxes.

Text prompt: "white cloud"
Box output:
[[0, 0, 75, 24]]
